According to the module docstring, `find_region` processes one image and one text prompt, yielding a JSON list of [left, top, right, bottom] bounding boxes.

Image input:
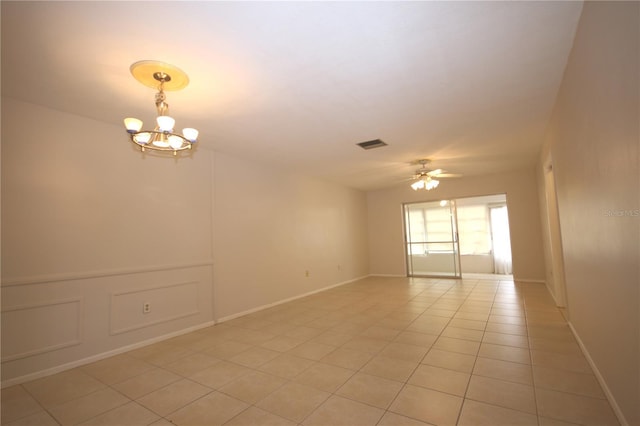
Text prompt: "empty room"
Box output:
[[1, 1, 638, 426]]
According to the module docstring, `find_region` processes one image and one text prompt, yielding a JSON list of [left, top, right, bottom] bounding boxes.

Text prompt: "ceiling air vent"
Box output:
[[357, 139, 388, 150]]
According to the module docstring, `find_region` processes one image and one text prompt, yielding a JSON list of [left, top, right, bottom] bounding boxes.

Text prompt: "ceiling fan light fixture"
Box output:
[[124, 60, 199, 156]]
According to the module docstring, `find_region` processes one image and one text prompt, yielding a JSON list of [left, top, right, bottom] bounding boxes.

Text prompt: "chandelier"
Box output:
[[411, 176, 440, 191], [124, 61, 199, 155]]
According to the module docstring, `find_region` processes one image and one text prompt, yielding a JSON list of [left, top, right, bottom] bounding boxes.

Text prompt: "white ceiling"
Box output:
[[1, 1, 583, 191]]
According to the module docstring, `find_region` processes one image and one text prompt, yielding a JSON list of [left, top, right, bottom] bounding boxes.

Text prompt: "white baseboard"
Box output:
[[216, 275, 368, 323], [1, 320, 216, 388], [567, 322, 628, 426], [367, 274, 406, 278]]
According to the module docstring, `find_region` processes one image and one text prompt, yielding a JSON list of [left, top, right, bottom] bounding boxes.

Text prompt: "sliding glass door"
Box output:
[[404, 200, 461, 277]]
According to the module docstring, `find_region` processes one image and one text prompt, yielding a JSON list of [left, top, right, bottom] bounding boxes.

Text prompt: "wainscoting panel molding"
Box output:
[[1, 298, 83, 362], [1, 264, 214, 386], [110, 281, 200, 335]]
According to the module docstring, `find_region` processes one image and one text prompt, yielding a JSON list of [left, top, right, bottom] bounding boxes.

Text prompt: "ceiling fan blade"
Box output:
[[435, 173, 463, 178], [426, 169, 443, 176]]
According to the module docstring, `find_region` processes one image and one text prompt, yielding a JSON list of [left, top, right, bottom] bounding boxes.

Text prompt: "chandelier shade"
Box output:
[[124, 61, 199, 155]]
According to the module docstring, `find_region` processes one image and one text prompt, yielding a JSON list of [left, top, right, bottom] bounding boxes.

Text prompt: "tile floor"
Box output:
[[1, 277, 620, 426]]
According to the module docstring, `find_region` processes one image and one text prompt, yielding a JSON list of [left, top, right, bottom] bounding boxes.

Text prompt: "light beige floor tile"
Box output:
[[136, 379, 212, 417], [448, 318, 487, 331], [408, 364, 470, 396], [258, 353, 316, 379], [287, 341, 337, 360], [533, 366, 605, 398], [78, 401, 159, 426], [341, 336, 388, 354], [421, 348, 476, 373], [293, 362, 355, 392], [359, 325, 402, 341], [302, 395, 384, 426], [488, 314, 526, 326], [260, 335, 305, 352], [485, 322, 528, 336], [219, 370, 286, 404], [49, 388, 130, 426], [376, 411, 434, 426], [22, 369, 106, 408], [528, 325, 574, 341], [309, 331, 353, 347], [374, 317, 414, 330], [225, 406, 297, 426], [360, 355, 418, 382], [379, 342, 429, 362], [1, 385, 43, 423], [113, 367, 181, 399], [433, 336, 480, 355], [256, 382, 330, 423], [4, 410, 59, 426], [330, 321, 368, 335], [204, 341, 253, 360], [483, 331, 529, 348], [531, 350, 593, 374], [167, 391, 248, 426], [135, 346, 195, 367], [441, 326, 484, 342], [466, 375, 536, 414], [454, 311, 489, 322], [229, 328, 277, 345], [336, 372, 403, 409], [163, 352, 221, 376], [389, 384, 463, 425], [230, 346, 281, 368], [393, 331, 438, 348], [538, 416, 582, 426], [478, 342, 531, 364], [406, 320, 447, 335], [260, 322, 298, 336], [473, 357, 533, 385], [529, 337, 582, 355], [188, 360, 251, 389], [284, 326, 324, 341], [81, 355, 156, 385], [320, 347, 373, 370], [458, 398, 538, 425], [536, 388, 619, 425]]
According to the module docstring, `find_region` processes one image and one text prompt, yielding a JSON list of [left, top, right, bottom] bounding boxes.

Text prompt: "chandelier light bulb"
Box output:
[[182, 128, 199, 142], [156, 116, 175, 132], [134, 132, 151, 145], [124, 118, 143, 133], [168, 135, 183, 150]]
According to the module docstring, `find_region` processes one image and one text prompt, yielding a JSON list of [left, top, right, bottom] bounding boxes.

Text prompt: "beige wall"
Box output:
[[1, 98, 370, 384], [1, 98, 215, 383], [538, 2, 639, 424], [212, 151, 369, 320], [367, 168, 546, 281]]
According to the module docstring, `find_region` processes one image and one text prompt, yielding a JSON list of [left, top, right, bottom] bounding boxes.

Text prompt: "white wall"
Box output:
[[367, 168, 546, 281], [538, 2, 639, 424], [1, 98, 215, 384], [212, 151, 369, 320], [1, 98, 370, 384]]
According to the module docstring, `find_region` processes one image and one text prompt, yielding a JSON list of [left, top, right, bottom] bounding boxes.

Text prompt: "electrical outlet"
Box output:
[[143, 302, 151, 314]]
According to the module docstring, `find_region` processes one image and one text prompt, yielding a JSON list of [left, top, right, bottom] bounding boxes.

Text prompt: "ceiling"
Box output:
[[1, 1, 583, 191]]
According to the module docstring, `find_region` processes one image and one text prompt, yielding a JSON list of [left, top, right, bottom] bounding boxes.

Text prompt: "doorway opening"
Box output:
[[403, 194, 513, 279]]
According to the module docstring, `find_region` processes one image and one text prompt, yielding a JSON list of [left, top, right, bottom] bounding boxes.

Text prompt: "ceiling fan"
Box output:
[[409, 159, 461, 191]]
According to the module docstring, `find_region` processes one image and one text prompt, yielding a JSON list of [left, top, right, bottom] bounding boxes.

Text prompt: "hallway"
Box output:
[[2, 277, 618, 425]]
